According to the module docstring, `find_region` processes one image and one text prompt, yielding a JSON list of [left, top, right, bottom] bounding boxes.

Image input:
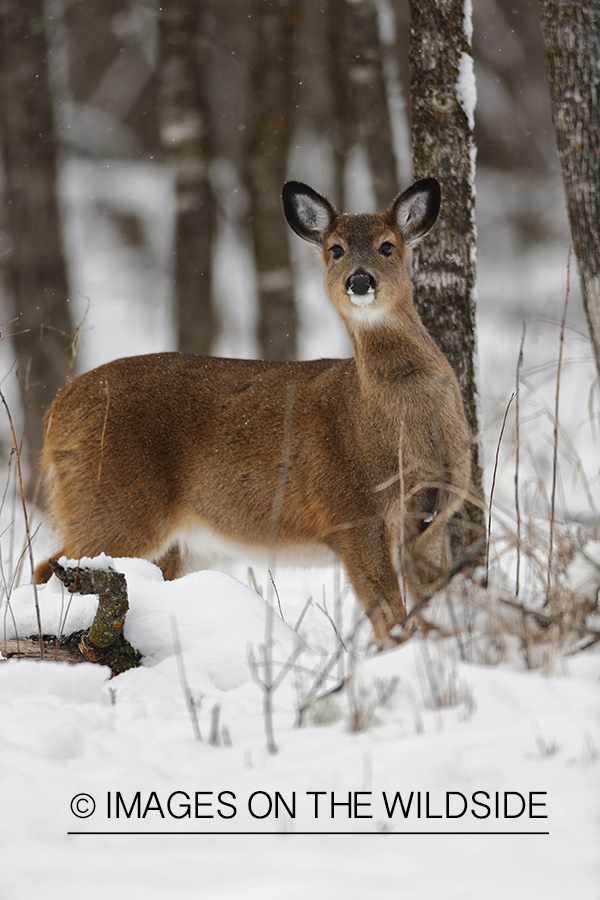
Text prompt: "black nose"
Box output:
[[346, 272, 375, 295]]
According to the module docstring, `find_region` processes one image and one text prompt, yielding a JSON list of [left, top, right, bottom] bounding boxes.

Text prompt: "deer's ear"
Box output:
[[391, 178, 441, 247], [282, 182, 337, 245]]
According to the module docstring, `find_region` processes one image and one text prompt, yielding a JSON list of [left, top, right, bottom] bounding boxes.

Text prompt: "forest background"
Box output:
[[0, 0, 585, 494]]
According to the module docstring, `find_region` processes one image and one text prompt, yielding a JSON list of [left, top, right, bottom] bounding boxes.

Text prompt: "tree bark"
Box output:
[[344, 0, 399, 209], [327, 0, 399, 210], [59, 0, 160, 158], [1, 561, 141, 674], [50, 559, 141, 675], [0, 637, 82, 664], [0, 0, 74, 477], [409, 0, 484, 547], [326, 0, 351, 210], [158, 0, 217, 355], [539, 1, 600, 376], [245, 0, 297, 361]]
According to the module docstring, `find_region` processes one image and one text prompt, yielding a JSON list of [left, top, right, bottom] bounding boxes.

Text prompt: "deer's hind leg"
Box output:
[[34, 555, 64, 584], [382, 482, 455, 618], [154, 544, 184, 580]]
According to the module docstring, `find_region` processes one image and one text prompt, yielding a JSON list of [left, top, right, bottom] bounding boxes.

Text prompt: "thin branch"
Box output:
[[486, 393, 515, 584], [515, 321, 526, 596], [170, 615, 202, 742], [249, 380, 297, 755], [294, 596, 312, 633], [268, 569, 285, 622], [247, 644, 277, 754], [547, 247, 571, 603], [0, 388, 43, 658], [497, 593, 600, 643], [316, 590, 347, 651], [78, 379, 111, 575], [268, 381, 296, 548]]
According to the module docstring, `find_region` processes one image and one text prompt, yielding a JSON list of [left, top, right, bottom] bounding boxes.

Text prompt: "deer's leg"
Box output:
[[154, 544, 183, 580], [34, 555, 64, 584], [386, 484, 454, 607], [409, 527, 447, 586], [330, 520, 407, 642]]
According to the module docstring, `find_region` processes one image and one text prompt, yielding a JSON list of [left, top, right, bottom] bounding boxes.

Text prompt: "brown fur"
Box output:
[[35, 180, 471, 642]]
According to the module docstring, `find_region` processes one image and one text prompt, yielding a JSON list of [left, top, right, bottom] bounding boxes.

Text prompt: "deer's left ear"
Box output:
[[282, 181, 337, 245], [391, 178, 441, 247]]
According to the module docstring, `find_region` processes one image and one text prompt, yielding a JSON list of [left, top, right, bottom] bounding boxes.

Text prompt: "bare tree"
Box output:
[[58, 0, 159, 158], [158, 0, 217, 355], [245, 0, 297, 361], [326, 0, 398, 210], [409, 0, 484, 546], [539, 1, 600, 376], [0, 0, 74, 477]]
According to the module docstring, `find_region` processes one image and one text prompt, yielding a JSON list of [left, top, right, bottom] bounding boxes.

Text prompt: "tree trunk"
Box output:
[[409, 0, 484, 547], [326, 0, 351, 210], [326, 0, 399, 211], [158, 0, 217, 355], [245, 0, 297, 361], [539, 1, 600, 376], [58, 0, 160, 158], [344, 0, 399, 209], [0, 0, 74, 480]]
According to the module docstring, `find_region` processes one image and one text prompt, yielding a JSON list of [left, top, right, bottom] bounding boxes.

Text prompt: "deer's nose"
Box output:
[[346, 270, 376, 296]]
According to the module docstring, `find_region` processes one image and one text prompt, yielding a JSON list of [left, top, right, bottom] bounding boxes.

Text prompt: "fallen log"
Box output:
[[1, 560, 141, 676]]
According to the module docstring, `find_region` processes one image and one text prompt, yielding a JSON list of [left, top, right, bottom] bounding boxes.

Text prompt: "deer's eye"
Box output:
[[330, 244, 344, 259], [379, 241, 393, 257]]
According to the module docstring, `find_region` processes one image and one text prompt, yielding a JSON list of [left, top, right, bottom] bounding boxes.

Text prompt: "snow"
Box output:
[[1, 557, 599, 898], [455, 1, 477, 130], [457, 52, 477, 131], [464, 0, 474, 45]]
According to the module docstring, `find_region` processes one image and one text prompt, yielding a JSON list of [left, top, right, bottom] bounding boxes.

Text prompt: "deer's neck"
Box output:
[[349, 304, 439, 392]]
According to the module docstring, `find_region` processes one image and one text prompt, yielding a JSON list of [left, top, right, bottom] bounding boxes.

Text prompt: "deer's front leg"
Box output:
[[329, 519, 407, 643]]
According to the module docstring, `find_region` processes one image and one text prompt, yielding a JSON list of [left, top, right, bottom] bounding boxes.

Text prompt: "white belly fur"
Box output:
[[165, 525, 337, 573]]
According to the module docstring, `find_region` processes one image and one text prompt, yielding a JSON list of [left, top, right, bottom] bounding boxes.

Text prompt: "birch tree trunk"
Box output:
[[0, 0, 74, 479], [409, 0, 484, 547], [539, 1, 600, 376], [245, 0, 297, 361], [158, 0, 217, 355]]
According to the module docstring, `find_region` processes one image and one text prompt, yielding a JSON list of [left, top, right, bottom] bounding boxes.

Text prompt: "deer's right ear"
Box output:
[[282, 182, 336, 245]]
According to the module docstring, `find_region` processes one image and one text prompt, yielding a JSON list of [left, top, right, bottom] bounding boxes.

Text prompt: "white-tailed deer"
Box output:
[[35, 179, 471, 642]]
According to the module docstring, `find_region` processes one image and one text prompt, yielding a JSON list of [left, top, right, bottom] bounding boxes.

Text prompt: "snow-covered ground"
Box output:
[[1, 156, 599, 899]]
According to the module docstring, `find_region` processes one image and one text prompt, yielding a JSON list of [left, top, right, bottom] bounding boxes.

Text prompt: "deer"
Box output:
[[34, 178, 471, 643]]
